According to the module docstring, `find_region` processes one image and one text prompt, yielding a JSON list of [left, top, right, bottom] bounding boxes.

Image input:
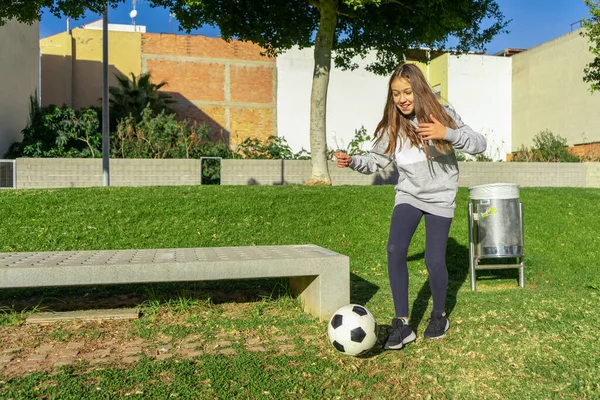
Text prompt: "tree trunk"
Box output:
[[306, 0, 338, 186]]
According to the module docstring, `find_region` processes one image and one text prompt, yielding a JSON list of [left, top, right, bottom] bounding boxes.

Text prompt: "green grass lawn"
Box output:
[[0, 185, 599, 399]]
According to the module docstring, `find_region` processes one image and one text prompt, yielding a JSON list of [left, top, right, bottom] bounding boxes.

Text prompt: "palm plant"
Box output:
[[108, 72, 176, 129]]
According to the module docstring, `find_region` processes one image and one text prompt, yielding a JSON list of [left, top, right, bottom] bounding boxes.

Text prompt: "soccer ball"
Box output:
[[327, 304, 377, 356]]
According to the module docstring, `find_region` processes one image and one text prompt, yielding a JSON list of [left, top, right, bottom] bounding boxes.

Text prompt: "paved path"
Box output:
[[0, 331, 320, 377]]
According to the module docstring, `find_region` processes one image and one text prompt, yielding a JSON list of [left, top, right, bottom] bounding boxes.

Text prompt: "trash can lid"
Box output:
[[468, 183, 520, 200]]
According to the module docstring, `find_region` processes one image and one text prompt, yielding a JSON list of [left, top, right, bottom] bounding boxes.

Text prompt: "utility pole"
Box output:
[[102, 2, 110, 186]]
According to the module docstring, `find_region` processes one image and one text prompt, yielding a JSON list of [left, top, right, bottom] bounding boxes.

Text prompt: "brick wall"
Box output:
[[141, 34, 277, 146], [507, 142, 600, 162], [569, 142, 600, 160]]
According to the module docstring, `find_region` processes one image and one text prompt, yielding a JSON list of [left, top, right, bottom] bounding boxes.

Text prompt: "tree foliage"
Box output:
[[153, 0, 509, 74], [1, 0, 509, 68], [582, 0, 600, 93], [0, 1, 111, 26]]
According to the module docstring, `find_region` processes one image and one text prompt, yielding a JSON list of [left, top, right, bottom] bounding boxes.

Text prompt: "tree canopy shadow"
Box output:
[[0, 278, 303, 315], [162, 90, 230, 146]]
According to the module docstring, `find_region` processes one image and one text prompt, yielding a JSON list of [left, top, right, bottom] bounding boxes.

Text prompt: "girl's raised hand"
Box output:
[[416, 114, 447, 141], [333, 151, 352, 168]]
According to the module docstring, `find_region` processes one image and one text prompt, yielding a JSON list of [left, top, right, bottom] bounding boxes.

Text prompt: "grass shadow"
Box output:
[[1, 271, 377, 325], [349, 272, 380, 306], [0, 278, 296, 315], [356, 237, 470, 357], [409, 237, 470, 331], [474, 257, 522, 284]]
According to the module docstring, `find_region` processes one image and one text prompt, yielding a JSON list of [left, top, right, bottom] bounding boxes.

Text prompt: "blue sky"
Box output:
[[39, 0, 592, 55]]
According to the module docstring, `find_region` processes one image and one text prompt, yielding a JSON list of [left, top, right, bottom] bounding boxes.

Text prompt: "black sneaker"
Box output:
[[423, 311, 450, 339], [384, 318, 416, 350]]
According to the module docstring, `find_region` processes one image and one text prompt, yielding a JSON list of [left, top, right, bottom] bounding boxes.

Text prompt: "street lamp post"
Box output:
[[102, 3, 110, 186]]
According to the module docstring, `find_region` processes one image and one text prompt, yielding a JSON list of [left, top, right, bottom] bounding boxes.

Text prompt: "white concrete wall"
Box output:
[[277, 48, 512, 161], [447, 54, 512, 161], [0, 20, 40, 158], [277, 47, 388, 154]]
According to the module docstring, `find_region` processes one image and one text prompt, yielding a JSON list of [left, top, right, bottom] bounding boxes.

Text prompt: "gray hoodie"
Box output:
[[349, 106, 487, 218]]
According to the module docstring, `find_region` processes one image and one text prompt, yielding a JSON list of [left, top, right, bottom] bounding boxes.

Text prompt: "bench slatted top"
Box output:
[[0, 244, 350, 320], [0, 244, 349, 289]]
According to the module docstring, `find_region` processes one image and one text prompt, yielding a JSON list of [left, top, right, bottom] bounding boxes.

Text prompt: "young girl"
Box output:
[[334, 63, 486, 350]]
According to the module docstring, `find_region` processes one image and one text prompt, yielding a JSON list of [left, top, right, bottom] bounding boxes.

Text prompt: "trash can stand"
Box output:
[[468, 185, 525, 291]]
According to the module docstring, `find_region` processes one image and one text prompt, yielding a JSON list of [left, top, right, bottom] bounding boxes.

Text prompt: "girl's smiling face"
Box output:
[[391, 77, 414, 115]]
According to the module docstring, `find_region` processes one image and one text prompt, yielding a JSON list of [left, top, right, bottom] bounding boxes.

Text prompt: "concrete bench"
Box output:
[[0, 244, 350, 321]]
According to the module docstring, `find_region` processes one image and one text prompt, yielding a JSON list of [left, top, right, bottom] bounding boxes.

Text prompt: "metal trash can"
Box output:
[[468, 183, 524, 290]]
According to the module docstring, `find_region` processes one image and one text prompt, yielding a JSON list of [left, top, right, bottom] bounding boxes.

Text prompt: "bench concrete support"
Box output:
[[0, 244, 350, 321]]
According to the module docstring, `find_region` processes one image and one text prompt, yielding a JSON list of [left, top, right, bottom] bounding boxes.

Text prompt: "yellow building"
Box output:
[[40, 25, 142, 110], [403, 50, 450, 103]]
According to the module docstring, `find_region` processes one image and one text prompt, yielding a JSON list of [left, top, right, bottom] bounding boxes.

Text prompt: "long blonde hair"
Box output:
[[374, 63, 457, 157]]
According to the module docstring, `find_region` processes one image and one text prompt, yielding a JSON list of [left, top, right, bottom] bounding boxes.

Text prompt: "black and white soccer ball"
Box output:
[[327, 304, 377, 356]]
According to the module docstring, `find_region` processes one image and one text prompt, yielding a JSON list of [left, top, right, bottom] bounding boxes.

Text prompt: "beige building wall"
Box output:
[[0, 20, 39, 158], [512, 29, 600, 151], [40, 28, 142, 109]]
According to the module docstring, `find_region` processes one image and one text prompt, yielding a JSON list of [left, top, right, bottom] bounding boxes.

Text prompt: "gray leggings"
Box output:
[[387, 203, 453, 317]]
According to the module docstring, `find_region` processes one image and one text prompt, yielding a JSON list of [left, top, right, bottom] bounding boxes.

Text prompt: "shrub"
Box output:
[[346, 126, 371, 156], [4, 94, 102, 159], [113, 106, 229, 158], [456, 152, 494, 162], [511, 130, 581, 162], [113, 105, 232, 183], [234, 136, 310, 160], [328, 126, 371, 159]]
